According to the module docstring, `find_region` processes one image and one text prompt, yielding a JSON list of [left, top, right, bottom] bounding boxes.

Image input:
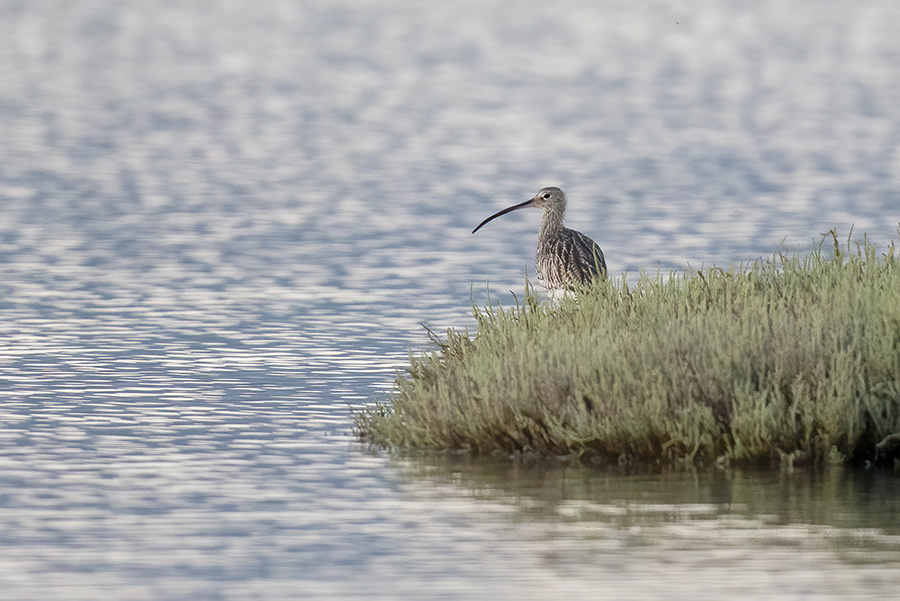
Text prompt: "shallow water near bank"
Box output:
[[355, 456, 900, 601], [1, 0, 900, 599]]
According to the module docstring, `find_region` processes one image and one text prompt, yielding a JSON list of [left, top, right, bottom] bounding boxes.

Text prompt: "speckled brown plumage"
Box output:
[[473, 186, 607, 293]]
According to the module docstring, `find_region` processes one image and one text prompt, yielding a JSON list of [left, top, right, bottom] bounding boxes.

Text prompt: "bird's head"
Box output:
[[530, 186, 566, 210], [472, 186, 567, 234]]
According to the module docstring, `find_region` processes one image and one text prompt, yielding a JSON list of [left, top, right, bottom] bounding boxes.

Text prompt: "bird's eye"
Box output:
[[542, 193, 551, 199]]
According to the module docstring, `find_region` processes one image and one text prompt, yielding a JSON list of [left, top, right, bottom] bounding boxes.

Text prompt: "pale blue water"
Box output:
[[1, 1, 899, 599]]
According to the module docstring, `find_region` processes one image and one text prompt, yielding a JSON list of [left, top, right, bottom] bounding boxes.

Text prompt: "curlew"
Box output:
[[472, 186, 607, 295]]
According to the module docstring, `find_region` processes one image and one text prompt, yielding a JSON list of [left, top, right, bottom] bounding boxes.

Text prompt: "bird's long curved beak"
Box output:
[[472, 198, 535, 234]]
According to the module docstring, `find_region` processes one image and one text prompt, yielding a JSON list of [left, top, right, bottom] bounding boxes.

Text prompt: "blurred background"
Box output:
[[1, 1, 899, 599]]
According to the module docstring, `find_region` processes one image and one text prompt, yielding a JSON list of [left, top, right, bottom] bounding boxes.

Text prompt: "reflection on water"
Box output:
[[1, 0, 900, 598], [389, 457, 900, 600]]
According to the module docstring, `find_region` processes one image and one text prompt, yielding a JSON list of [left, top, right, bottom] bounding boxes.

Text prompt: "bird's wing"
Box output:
[[567, 229, 607, 284], [539, 229, 607, 289]]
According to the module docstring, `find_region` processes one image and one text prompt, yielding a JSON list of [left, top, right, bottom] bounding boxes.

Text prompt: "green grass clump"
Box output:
[[358, 231, 900, 466]]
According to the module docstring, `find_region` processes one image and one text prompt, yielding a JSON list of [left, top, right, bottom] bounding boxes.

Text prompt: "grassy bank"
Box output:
[[357, 232, 900, 467]]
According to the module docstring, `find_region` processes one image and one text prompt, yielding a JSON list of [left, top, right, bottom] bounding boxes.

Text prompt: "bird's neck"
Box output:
[[539, 205, 565, 236]]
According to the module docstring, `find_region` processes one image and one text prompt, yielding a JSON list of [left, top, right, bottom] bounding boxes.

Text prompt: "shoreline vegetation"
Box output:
[[357, 231, 900, 469]]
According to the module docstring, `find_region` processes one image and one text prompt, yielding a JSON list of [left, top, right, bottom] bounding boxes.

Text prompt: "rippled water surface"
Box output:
[[1, 0, 899, 599]]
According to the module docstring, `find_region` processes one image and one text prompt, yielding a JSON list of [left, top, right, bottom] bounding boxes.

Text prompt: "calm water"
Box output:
[[1, 1, 899, 599]]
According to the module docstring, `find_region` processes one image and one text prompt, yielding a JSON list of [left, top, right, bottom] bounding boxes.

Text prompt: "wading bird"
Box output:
[[472, 187, 606, 295]]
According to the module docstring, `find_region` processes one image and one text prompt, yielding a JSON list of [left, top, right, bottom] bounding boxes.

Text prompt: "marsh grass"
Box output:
[[358, 231, 900, 467]]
